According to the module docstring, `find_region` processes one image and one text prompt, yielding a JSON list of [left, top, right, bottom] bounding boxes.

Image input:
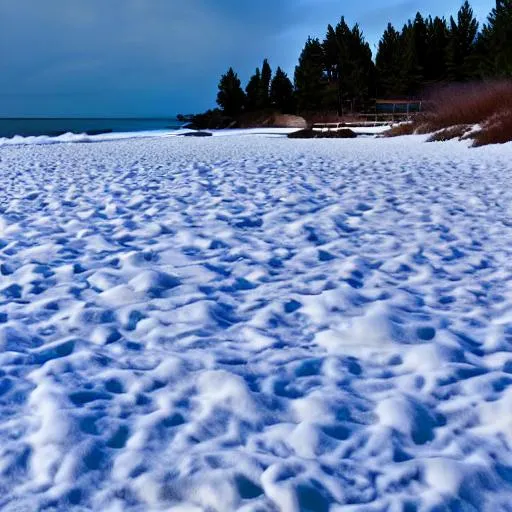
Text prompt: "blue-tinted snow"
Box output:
[[0, 134, 512, 511]]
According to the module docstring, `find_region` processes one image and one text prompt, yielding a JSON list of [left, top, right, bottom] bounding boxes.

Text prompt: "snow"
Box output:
[[0, 125, 389, 148], [1, 132, 512, 511], [346, 125, 392, 134], [0, 129, 178, 147], [0, 127, 301, 148]]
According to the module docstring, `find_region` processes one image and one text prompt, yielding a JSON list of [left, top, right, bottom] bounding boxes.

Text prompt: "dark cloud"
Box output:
[[0, 0, 494, 116], [0, 0, 294, 115]]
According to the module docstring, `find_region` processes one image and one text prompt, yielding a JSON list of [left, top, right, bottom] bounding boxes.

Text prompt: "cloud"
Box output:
[[0, 0, 495, 116], [0, 0, 294, 115]]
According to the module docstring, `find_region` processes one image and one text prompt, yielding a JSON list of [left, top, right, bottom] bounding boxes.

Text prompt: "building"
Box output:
[[375, 99, 423, 115]]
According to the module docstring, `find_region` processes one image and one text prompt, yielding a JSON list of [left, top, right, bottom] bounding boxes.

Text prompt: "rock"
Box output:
[[186, 109, 235, 130], [180, 131, 213, 137], [288, 128, 357, 139], [272, 115, 308, 129], [237, 111, 308, 129], [183, 109, 308, 131]]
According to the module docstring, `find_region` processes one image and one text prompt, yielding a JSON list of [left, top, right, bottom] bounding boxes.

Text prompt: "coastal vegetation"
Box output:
[[385, 80, 512, 146], [183, 0, 511, 143]]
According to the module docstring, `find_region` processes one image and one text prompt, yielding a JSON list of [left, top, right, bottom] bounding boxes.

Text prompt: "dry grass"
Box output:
[[310, 82, 512, 146], [386, 81, 512, 146], [382, 123, 416, 137], [426, 125, 470, 142], [420, 81, 512, 133], [473, 110, 512, 146]]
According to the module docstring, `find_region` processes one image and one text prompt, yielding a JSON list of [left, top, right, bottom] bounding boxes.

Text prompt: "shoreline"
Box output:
[[0, 125, 393, 148]]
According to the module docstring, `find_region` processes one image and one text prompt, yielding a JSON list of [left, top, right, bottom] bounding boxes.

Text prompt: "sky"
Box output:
[[0, 0, 496, 117]]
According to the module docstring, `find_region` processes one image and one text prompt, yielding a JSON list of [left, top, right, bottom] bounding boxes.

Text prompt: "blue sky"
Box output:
[[0, 0, 496, 117]]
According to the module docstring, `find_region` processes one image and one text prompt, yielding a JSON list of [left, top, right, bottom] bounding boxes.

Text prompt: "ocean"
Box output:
[[0, 117, 182, 138]]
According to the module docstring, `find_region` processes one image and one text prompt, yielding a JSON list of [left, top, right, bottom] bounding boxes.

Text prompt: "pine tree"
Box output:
[[323, 20, 350, 113], [216, 67, 246, 117], [412, 13, 428, 81], [490, 0, 512, 75], [399, 21, 423, 94], [376, 23, 404, 97], [447, 1, 479, 81], [377, 14, 448, 95], [245, 68, 262, 112], [270, 67, 295, 113], [424, 16, 449, 83], [323, 23, 341, 111], [294, 37, 327, 112], [477, 0, 512, 77], [322, 18, 374, 114], [323, 24, 339, 84], [347, 24, 375, 110], [260, 59, 272, 108], [395, 13, 436, 95]]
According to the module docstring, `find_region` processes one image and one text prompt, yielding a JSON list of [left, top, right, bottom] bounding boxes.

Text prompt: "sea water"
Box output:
[[0, 117, 182, 138]]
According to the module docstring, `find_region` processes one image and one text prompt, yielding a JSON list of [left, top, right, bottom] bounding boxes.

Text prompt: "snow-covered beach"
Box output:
[[1, 132, 512, 511]]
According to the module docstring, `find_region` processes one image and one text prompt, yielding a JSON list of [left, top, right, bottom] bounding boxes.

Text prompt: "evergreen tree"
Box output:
[[412, 13, 428, 80], [260, 59, 272, 108], [322, 18, 374, 114], [216, 67, 246, 117], [376, 23, 404, 96], [347, 24, 375, 110], [447, 1, 479, 81], [425, 16, 449, 82], [398, 15, 427, 95], [377, 13, 449, 96], [323, 24, 340, 84], [215, 1, 510, 117], [377, 14, 448, 95], [270, 67, 295, 113], [323, 24, 339, 110], [245, 59, 273, 111], [323, 20, 350, 113], [245, 68, 262, 111], [294, 37, 327, 112], [477, 0, 512, 77]]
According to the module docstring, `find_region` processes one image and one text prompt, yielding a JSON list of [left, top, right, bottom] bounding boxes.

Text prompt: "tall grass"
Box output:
[[382, 123, 416, 137], [473, 111, 512, 147], [420, 81, 512, 133], [385, 81, 512, 146]]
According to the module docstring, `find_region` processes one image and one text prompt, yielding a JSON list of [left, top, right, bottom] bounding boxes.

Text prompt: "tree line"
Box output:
[[216, 0, 511, 117], [217, 59, 295, 117]]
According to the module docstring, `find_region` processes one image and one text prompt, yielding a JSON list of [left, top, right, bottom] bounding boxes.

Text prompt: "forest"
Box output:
[[212, 1, 511, 118]]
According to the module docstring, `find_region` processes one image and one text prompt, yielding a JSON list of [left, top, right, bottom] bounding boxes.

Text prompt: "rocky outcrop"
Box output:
[[272, 115, 308, 129], [180, 109, 308, 131], [181, 110, 235, 130], [288, 128, 357, 139], [179, 131, 213, 137], [236, 111, 307, 129]]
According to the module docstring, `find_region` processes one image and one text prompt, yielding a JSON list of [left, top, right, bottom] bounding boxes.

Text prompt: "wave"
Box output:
[[0, 128, 304, 147], [0, 129, 185, 147]]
